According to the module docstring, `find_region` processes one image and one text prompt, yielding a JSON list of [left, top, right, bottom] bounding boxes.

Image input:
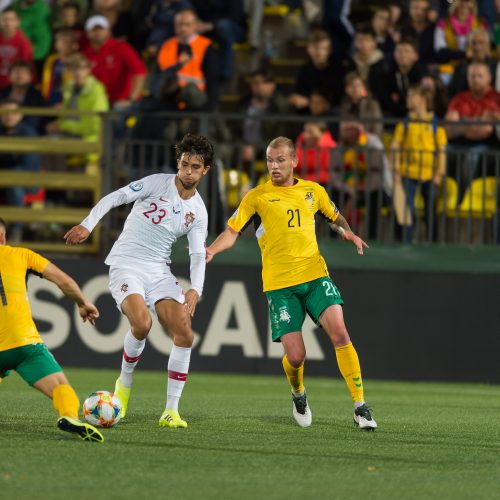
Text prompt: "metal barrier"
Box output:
[[0, 107, 103, 252], [1, 109, 499, 252]]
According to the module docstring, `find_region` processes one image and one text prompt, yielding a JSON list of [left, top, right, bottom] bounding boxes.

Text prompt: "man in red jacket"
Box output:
[[0, 8, 33, 90], [82, 15, 146, 108]]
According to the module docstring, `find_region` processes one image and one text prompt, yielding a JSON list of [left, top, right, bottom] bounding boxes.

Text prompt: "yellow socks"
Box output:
[[335, 342, 364, 403], [52, 384, 80, 418], [282, 355, 304, 394]]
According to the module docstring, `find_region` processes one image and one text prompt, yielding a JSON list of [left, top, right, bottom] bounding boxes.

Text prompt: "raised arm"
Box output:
[[42, 263, 99, 325], [206, 226, 240, 263]]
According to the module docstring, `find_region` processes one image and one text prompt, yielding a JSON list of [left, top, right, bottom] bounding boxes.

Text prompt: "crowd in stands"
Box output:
[[0, 0, 499, 243]]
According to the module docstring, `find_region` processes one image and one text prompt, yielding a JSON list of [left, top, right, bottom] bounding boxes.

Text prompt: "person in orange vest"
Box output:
[[156, 8, 218, 111]]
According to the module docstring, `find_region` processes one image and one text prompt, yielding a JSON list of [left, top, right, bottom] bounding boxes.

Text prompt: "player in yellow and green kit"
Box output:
[[206, 137, 377, 430], [0, 217, 104, 442]]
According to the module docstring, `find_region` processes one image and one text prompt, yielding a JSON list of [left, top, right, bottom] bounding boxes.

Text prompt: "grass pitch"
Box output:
[[1, 368, 500, 500]]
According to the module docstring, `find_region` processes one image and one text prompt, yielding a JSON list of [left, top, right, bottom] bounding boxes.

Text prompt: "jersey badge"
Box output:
[[305, 191, 314, 203], [184, 211, 195, 227], [278, 306, 291, 323], [129, 181, 143, 192], [120, 283, 128, 293]]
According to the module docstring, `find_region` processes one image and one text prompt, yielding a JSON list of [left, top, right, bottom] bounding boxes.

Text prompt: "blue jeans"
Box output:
[[402, 178, 437, 243]]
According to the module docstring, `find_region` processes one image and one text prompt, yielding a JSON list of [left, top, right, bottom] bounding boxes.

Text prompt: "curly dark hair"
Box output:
[[175, 133, 214, 168], [0, 217, 6, 230]]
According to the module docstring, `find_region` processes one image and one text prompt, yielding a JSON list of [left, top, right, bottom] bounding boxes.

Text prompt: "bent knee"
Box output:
[[132, 317, 153, 339], [286, 351, 306, 367]]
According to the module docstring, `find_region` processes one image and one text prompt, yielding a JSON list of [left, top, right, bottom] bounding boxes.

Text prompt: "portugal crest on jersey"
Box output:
[[184, 211, 195, 227]]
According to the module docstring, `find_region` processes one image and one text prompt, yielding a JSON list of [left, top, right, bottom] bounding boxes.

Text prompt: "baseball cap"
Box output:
[[85, 15, 110, 31]]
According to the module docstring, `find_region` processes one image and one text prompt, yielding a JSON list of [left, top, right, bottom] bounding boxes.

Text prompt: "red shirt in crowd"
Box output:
[[83, 37, 146, 103], [448, 87, 500, 117], [296, 131, 337, 186], [0, 30, 33, 89]]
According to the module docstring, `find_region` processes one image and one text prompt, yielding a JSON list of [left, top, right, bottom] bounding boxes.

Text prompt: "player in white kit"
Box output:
[[64, 133, 213, 428]]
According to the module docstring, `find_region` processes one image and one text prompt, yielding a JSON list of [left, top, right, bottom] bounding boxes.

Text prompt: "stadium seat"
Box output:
[[459, 177, 497, 219], [414, 177, 458, 215]]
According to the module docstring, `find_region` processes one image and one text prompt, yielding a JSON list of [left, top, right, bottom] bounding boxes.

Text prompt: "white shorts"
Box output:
[[109, 266, 185, 312]]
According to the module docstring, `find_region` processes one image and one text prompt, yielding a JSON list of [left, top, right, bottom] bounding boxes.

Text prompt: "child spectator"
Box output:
[[13, 0, 52, 64], [0, 8, 32, 90], [391, 85, 447, 242], [45, 53, 109, 163], [295, 120, 336, 187], [41, 29, 80, 105], [0, 60, 45, 132], [289, 29, 348, 111], [339, 71, 383, 138], [56, 1, 87, 49]]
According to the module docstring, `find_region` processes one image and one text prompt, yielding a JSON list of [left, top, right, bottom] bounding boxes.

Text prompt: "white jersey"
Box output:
[[80, 173, 208, 295]]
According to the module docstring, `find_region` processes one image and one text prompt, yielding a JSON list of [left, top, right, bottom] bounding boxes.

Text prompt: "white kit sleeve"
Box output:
[[80, 176, 158, 232], [187, 212, 208, 296]]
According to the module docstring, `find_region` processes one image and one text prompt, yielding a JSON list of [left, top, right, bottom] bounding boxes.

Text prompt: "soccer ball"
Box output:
[[83, 390, 122, 428]]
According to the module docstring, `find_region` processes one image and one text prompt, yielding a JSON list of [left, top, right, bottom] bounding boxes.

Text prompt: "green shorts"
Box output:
[[0, 343, 63, 386], [265, 276, 344, 342]]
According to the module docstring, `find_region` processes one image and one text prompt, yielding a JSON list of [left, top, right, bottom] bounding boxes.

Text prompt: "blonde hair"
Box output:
[[267, 136, 296, 157]]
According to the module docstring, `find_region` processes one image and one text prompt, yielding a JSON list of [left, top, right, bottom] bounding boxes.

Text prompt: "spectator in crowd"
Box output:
[[142, 0, 193, 58], [190, 0, 246, 82], [289, 29, 347, 112], [0, 60, 45, 132], [92, 0, 135, 45], [377, 38, 424, 117], [371, 6, 396, 61], [13, 0, 52, 65], [41, 29, 80, 105], [307, 89, 336, 136], [421, 72, 448, 118], [434, 0, 487, 71], [239, 68, 289, 165], [45, 53, 109, 163], [339, 71, 383, 138], [401, 0, 437, 66], [295, 120, 336, 187], [448, 27, 495, 98], [52, 0, 88, 30], [445, 62, 500, 196], [391, 85, 447, 243], [337, 121, 392, 240], [0, 8, 33, 90], [83, 15, 147, 109], [0, 99, 40, 241], [156, 8, 218, 111], [349, 26, 385, 87]]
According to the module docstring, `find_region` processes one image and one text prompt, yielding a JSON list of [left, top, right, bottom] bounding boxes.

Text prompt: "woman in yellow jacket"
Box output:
[[391, 85, 447, 242]]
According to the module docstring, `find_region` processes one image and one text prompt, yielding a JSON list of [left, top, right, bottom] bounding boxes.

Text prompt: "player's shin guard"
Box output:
[[120, 330, 146, 387], [52, 384, 79, 418], [282, 354, 304, 395], [166, 345, 191, 411], [335, 342, 364, 403]]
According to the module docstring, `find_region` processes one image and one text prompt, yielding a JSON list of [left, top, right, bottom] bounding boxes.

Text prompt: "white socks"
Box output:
[[119, 330, 146, 387], [166, 345, 191, 411]]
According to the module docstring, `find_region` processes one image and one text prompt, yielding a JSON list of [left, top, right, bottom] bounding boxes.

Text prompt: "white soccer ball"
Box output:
[[83, 390, 122, 428]]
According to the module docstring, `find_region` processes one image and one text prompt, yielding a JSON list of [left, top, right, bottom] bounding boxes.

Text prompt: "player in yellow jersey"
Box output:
[[0, 218, 105, 442], [206, 137, 377, 430]]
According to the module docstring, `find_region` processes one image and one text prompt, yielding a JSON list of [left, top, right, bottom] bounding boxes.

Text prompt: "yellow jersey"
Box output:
[[228, 179, 339, 291], [0, 245, 50, 352], [393, 113, 447, 181]]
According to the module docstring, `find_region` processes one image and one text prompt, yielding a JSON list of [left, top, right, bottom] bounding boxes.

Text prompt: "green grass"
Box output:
[[1, 369, 500, 500]]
